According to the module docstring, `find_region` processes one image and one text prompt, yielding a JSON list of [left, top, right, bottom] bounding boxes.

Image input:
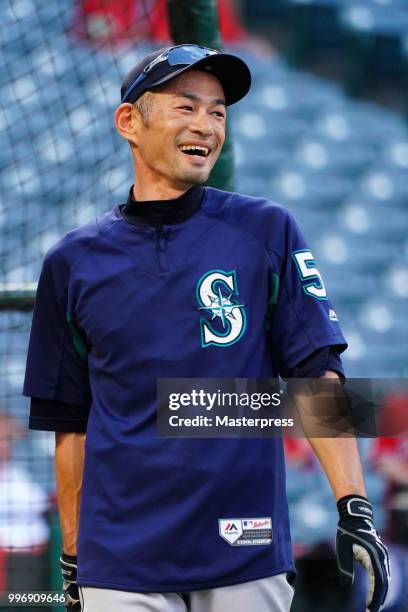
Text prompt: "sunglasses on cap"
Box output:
[[121, 44, 219, 104]]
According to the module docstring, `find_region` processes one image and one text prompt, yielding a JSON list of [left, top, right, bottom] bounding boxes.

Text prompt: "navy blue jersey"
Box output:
[[24, 187, 346, 592]]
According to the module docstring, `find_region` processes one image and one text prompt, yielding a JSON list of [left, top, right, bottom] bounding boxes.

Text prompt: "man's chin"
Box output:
[[177, 169, 210, 186]]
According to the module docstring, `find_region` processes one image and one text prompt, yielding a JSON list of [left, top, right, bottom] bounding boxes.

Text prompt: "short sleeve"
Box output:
[[268, 211, 347, 377], [23, 247, 91, 427], [289, 346, 345, 380]]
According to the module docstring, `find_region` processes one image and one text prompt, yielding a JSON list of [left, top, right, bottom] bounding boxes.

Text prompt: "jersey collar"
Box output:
[[119, 184, 205, 229]]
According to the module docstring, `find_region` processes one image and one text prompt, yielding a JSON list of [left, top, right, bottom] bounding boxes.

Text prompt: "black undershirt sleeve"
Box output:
[[29, 397, 90, 433]]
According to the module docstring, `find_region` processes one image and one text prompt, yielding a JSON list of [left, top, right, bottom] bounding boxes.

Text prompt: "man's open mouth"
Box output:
[[178, 145, 210, 158]]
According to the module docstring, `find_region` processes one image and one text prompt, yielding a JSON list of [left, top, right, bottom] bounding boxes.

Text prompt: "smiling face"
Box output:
[[115, 70, 227, 199]]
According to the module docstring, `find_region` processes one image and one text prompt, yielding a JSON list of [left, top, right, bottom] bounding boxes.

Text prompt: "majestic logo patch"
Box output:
[[329, 309, 338, 321], [219, 518, 273, 546], [224, 522, 239, 532], [196, 269, 246, 348]]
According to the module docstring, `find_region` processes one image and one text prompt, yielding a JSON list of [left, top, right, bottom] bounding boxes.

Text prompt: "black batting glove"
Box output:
[[60, 552, 81, 611], [336, 495, 391, 612]]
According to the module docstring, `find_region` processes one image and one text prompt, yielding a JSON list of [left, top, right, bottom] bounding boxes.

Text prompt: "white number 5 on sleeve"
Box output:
[[292, 249, 327, 300]]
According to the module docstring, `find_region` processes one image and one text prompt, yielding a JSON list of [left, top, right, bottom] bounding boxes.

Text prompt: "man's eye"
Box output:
[[179, 106, 193, 111], [213, 111, 225, 118]]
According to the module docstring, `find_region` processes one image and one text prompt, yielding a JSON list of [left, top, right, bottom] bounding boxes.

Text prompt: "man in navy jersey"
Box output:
[[24, 45, 390, 612]]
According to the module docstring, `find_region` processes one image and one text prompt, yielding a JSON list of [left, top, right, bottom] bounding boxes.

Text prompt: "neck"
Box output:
[[132, 181, 191, 201], [132, 160, 194, 201]]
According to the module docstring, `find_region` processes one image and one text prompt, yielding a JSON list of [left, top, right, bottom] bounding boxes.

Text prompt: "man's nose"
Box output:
[[189, 110, 214, 136]]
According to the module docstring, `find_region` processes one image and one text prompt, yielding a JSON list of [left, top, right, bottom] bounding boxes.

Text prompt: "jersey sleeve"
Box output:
[[268, 210, 347, 378], [23, 245, 91, 430], [289, 346, 345, 380]]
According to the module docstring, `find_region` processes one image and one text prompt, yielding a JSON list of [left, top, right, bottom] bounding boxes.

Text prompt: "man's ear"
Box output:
[[114, 103, 142, 146]]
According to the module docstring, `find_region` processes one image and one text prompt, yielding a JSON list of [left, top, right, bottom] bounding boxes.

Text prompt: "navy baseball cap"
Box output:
[[120, 44, 252, 106]]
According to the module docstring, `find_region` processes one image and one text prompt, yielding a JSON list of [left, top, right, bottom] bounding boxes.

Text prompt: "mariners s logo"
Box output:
[[195, 269, 246, 348]]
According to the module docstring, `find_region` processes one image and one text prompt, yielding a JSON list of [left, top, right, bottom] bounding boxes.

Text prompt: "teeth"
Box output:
[[179, 145, 209, 156]]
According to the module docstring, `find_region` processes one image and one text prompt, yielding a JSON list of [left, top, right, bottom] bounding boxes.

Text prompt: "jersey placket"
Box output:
[[156, 226, 170, 273]]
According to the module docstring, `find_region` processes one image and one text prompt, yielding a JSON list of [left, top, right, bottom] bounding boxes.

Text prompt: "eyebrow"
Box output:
[[175, 91, 226, 107]]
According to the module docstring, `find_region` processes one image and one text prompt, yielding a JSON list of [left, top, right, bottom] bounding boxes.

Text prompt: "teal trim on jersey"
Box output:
[[292, 249, 328, 301], [66, 312, 89, 361], [196, 269, 247, 348], [265, 273, 279, 332]]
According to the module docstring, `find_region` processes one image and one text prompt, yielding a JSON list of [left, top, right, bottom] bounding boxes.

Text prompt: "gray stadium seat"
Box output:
[[341, 4, 408, 37], [271, 165, 355, 211], [336, 197, 408, 244], [314, 102, 408, 147], [358, 167, 408, 208], [294, 138, 374, 177]]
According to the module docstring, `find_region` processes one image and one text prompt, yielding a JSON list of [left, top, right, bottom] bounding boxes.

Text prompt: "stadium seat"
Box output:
[[326, 233, 398, 273], [234, 110, 309, 148], [290, 488, 337, 547], [294, 138, 374, 177], [341, 4, 408, 37], [359, 167, 408, 208], [271, 165, 355, 211], [380, 137, 408, 171], [245, 0, 291, 18], [348, 350, 408, 377], [235, 141, 291, 179], [336, 197, 408, 244], [234, 52, 290, 83], [340, 3, 408, 94], [283, 0, 355, 68], [287, 208, 334, 243], [237, 177, 278, 200], [317, 267, 379, 310], [314, 102, 407, 147]]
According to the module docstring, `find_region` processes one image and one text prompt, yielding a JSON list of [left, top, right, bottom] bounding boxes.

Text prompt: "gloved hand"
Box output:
[[60, 552, 81, 611], [336, 495, 391, 611]]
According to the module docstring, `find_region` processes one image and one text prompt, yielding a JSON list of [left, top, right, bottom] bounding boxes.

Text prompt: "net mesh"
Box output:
[[1, 0, 164, 290], [0, 0, 162, 602]]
